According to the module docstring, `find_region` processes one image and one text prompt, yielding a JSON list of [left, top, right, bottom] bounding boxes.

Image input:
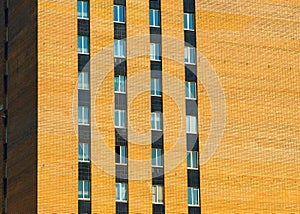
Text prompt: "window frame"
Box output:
[[184, 46, 196, 65], [116, 183, 128, 202], [188, 187, 199, 206], [185, 81, 196, 100], [150, 43, 160, 61], [152, 148, 163, 167], [78, 71, 89, 90], [78, 180, 90, 200], [77, 1, 89, 19], [114, 5, 125, 23], [151, 112, 162, 131], [115, 109, 126, 128], [114, 75, 126, 93], [149, 9, 160, 27], [79, 143, 90, 162], [186, 115, 197, 134], [152, 185, 164, 204], [78, 36, 89, 55], [114, 39, 126, 58], [187, 151, 198, 170], [184, 13, 194, 31], [151, 78, 162, 97], [78, 106, 89, 125], [116, 145, 127, 165]]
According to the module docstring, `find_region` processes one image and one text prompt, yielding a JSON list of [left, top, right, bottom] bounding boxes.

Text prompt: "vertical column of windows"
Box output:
[[77, 1, 91, 213]]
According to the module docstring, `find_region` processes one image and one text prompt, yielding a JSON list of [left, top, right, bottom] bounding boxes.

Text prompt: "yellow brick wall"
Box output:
[[126, 0, 152, 213], [196, 0, 300, 213], [37, 1, 78, 213], [90, 0, 116, 213], [161, 0, 188, 213]]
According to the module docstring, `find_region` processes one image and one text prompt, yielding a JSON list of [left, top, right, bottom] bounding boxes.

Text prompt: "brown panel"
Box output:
[[196, 0, 300, 213], [90, 0, 116, 213], [6, 0, 38, 212], [37, 1, 78, 213], [126, 0, 152, 213], [161, 0, 188, 213]]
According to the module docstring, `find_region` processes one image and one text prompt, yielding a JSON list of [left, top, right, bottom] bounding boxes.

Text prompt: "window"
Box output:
[[114, 40, 126, 58], [79, 143, 90, 162], [77, 1, 89, 19], [152, 148, 163, 167], [78, 180, 90, 200], [152, 185, 163, 204], [185, 81, 196, 99], [116, 146, 127, 165], [187, 151, 198, 169], [150, 43, 160, 61], [149, 9, 160, 27], [116, 183, 127, 202], [184, 13, 194, 30], [151, 112, 162, 131], [114, 75, 126, 93], [115, 110, 126, 128], [114, 5, 125, 23], [78, 72, 89, 90], [78, 106, 89, 125], [78, 36, 89, 54], [188, 187, 199, 206], [186, 115, 197, 134], [151, 78, 161, 96], [184, 46, 195, 64]]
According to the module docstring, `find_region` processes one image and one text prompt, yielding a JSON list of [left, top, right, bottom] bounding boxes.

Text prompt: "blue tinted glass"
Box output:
[[120, 40, 125, 56], [79, 144, 83, 160], [188, 187, 192, 205], [85, 181, 90, 198], [157, 149, 162, 166], [120, 6, 124, 22], [114, 6, 118, 21], [77, 2, 82, 18], [116, 184, 120, 200], [78, 107, 83, 123], [192, 152, 197, 168], [120, 146, 126, 163], [84, 144, 89, 161], [190, 48, 195, 63], [184, 14, 188, 29], [193, 188, 198, 205], [120, 76, 125, 92], [114, 40, 118, 56], [84, 107, 89, 122], [155, 10, 160, 26], [120, 111, 125, 127], [150, 10, 153, 26], [83, 2, 88, 18], [187, 152, 191, 167], [83, 37, 89, 53], [78, 181, 83, 198], [152, 148, 156, 165], [189, 14, 194, 29], [78, 36, 82, 53], [190, 82, 196, 98], [122, 184, 127, 200], [151, 78, 155, 95], [114, 76, 118, 91], [115, 111, 119, 126]]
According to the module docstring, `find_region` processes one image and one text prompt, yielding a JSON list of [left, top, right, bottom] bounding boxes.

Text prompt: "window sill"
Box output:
[[151, 128, 162, 131], [78, 198, 90, 201], [186, 132, 197, 134], [78, 88, 90, 91], [150, 25, 161, 28], [152, 165, 163, 168], [188, 204, 200, 207], [114, 56, 126, 59], [116, 200, 128, 203], [184, 28, 195, 32], [115, 91, 126, 94], [114, 21, 125, 24], [150, 59, 161, 62], [79, 123, 90, 126], [153, 202, 164, 205], [115, 126, 126, 129], [187, 167, 198, 170], [78, 52, 90, 56], [116, 163, 127, 166], [78, 17, 89, 20], [151, 94, 162, 97], [185, 62, 196, 65], [186, 97, 196, 100], [79, 160, 90, 163]]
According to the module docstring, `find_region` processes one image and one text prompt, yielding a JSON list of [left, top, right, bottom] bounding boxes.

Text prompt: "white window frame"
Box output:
[[187, 151, 198, 170], [78, 106, 89, 125], [152, 148, 163, 167], [114, 40, 126, 58], [79, 143, 90, 162], [116, 183, 127, 202], [185, 81, 196, 100], [151, 78, 161, 97], [114, 75, 126, 93], [78, 36, 89, 54], [151, 112, 162, 131], [149, 9, 160, 27], [188, 187, 199, 206], [186, 115, 197, 134], [77, 1, 89, 19], [150, 43, 160, 61], [115, 109, 126, 128], [152, 185, 164, 204], [116, 145, 127, 165], [184, 13, 194, 31], [114, 5, 125, 23], [184, 46, 195, 65], [78, 180, 90, 200], [78, 71, 89, 90]]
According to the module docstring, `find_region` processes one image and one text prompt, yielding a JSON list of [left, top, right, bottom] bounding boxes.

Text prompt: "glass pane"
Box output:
[[190, 82, 196, 98], [78, 72, 83, 89], [83, 1, 88, 18], [120, 40, 125, 57], [116, 184, 120, 200], [150, 43, 154, 60], [84, 107, 89, 124], [184, 13, 187, 29], [115, 111, 119, 126], [191, 116, 196, 133], [188, 187, 192, 205], [84, 181, 90, 198], [120, 146, 126, 164], [193, 188, 199, 205], [150, 10, 153, 26], [120, 6, 124, 22], [155, 11, 160, 26], [84, 144, 89, 161], [187, 152, 191, 168], [120, 111, 125, 127], [151, 78, 155, 95], [77, 1, 82, 18], [120, 76, 125, 92], [156, 113, 161, 130], [152, 148, 156, 166], [189, 14, 194, 30], [190, 48, 195, 63], [157, 79, 161, 95], [83, 37, 89, 53], [114, 40, 118, 56], [114, 76, 119, 91], [84, 72, 89, 89], [155, 44, 160, 60], [186, 116, 190, 132], [192, 152, 198, 168], [78, 107, 83, 123], [185, 82, 189, 98], [184, 47, 188, 63], [151, 113, 155, 129], [152, 186, 156, 202], [114, 6, 118, 21], [121, 183, 127, 200], [78, 36, 82, 53], [78, 181, 83, 198], [157, 186, 163, 203], [79, 144, 83, 161], [157, 149, 162, 166]]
